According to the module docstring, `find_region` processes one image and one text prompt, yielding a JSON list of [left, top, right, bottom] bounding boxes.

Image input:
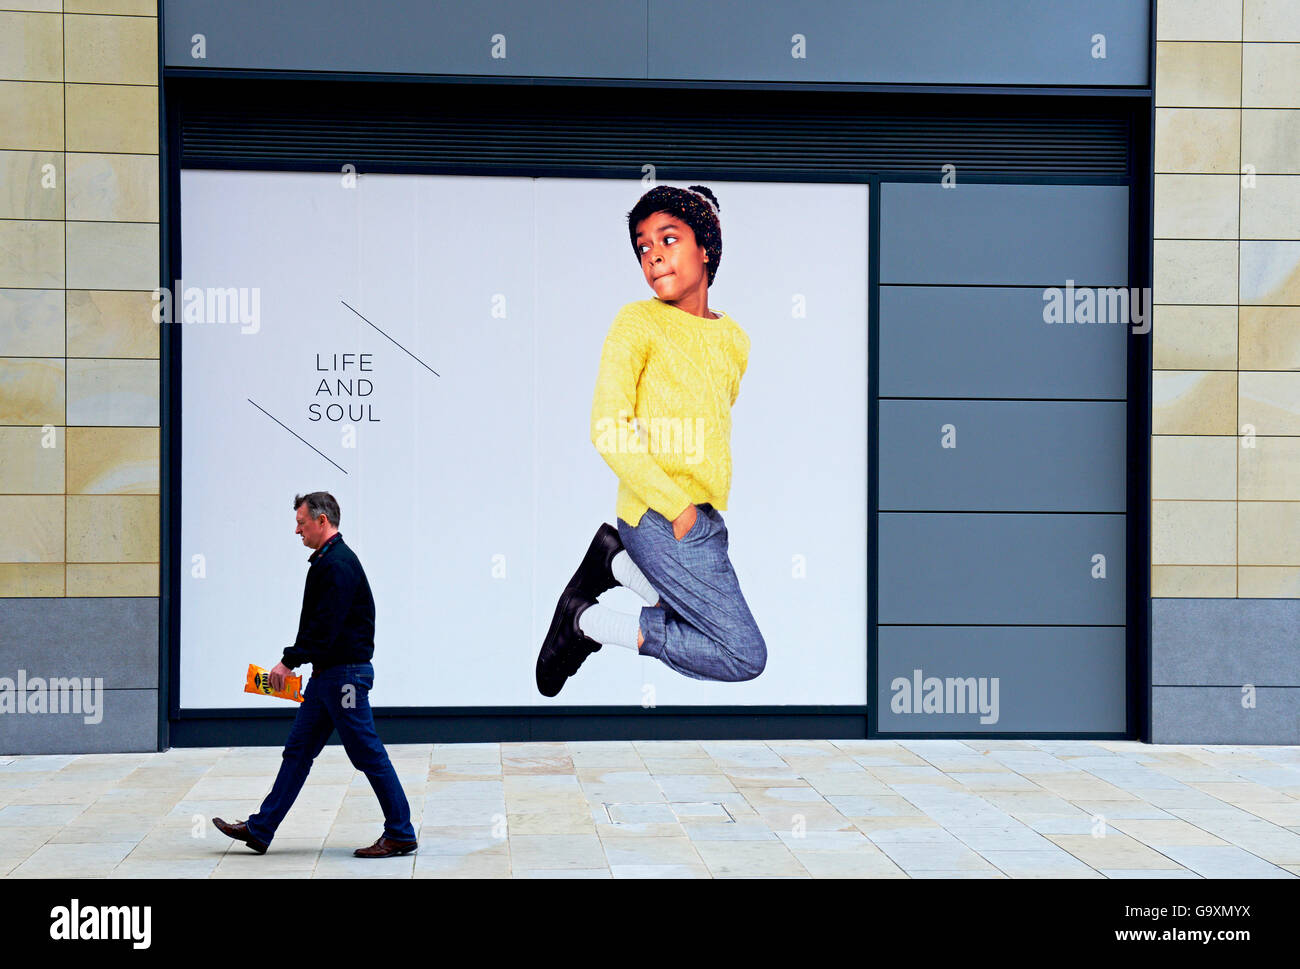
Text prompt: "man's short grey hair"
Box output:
[[294, 491, 340, 527]]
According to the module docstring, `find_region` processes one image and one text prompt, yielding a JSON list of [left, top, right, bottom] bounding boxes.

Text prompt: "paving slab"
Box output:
[[1, 740, 1297, 878]]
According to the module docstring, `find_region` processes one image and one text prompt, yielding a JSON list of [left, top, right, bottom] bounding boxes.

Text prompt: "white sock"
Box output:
[[612, 550, 659, 605], [578, 602, 640, 651]]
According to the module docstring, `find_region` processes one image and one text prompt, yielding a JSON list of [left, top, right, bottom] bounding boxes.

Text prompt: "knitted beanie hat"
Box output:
[[627, 184, 722, 287]]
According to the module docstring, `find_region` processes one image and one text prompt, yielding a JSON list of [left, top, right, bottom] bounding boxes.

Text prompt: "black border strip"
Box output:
[[169, 706, 1127, 748], [867, 174, 880, 739], [157, 0, 172, 751], [1138, 0, 1156, 743], [163, 66, 1155, 99]]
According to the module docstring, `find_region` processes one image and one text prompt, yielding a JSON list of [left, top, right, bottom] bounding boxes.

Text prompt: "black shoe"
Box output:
[[561, 597, 602, 679], [566, 523, 624, 601], [536, 587, 601, 697]]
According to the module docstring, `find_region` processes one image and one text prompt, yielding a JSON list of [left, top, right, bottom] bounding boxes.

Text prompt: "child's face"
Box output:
[[634, 211, 708, 302]]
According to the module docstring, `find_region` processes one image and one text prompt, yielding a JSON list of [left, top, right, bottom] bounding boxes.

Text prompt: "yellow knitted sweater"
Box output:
[[590, 297, 750, 527]]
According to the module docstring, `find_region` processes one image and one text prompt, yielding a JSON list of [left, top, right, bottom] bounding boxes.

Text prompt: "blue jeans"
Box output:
[[617, 504, 767, 682], [246, 662, 415, 844]]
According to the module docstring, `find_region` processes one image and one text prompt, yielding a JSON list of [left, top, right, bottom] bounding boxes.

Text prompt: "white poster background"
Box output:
[[179, 171, 867, 708]]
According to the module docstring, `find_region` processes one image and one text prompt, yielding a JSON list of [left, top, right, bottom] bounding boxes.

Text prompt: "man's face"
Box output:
[[636, 212, 708, 301], [295, 504, 330, 550]]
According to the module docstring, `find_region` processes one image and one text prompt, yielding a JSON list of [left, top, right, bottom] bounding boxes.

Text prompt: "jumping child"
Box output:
[[535, 184, 766, 696]]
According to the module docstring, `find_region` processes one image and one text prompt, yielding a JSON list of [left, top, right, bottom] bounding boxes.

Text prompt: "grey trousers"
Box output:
[[617, 504, 767, 682]]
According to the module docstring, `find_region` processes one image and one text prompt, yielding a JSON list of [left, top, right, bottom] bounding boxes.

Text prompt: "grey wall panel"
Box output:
[[0, 690, 158, 754], [880, 183, 1130, 286], [877, 626, 1126, 733], [0, 598, 159, 689], [1152, 687, 1300, 745], [164, 0, 1149, 85], [879, 286, 1130, 399], [164, 0, 646, 77], [1153, 599, 1300, 687], [651, 0, 1147, 85], [878, 513, 1126, 624], [879, 400, 1127, 512]]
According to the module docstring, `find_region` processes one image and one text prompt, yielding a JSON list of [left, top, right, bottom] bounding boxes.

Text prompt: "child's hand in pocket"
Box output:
[[672, 503, 698, 541]]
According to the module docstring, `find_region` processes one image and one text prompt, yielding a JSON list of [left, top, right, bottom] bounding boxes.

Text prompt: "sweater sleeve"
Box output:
[[730, 331, 749, 407], [281, 558, 359, 670], [590, 308, 695, 522]]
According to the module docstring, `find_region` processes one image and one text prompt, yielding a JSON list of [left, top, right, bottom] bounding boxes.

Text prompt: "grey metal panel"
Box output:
[[1153, 598, 1300, 687], [880, 183, 1130, 286], [0, 598, 159, 690], [650, 0, 1146, 85], [164, 0, 646, 77], [878, 513, 1126, 624], [0, 690, 158, 754], [877, 626, 1126, 733], [1152, 687, 1300, 745], [879, 400, 1127, 512], [162, 0, 1149, 84], [879, 286, 1130, 399]]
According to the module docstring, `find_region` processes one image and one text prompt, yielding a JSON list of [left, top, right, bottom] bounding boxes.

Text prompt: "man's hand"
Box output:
[[269, 661, 292, 692], [671, 503, 698, 542]]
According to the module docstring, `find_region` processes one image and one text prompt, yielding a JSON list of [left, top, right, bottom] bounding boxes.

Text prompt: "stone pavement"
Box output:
[[1, 739, 1298, 878]]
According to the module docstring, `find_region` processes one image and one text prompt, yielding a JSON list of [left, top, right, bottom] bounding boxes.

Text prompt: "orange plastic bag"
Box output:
[[244, 663, 304, 703]]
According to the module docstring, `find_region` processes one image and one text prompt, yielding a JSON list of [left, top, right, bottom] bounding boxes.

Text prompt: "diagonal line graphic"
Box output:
[[247, 398, 348, 475], [340, 299, 441, 377]]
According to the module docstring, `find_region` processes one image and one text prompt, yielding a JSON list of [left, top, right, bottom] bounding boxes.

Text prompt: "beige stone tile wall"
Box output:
[[0, 1, 159, 598], [1153, 0, 1300, 598]]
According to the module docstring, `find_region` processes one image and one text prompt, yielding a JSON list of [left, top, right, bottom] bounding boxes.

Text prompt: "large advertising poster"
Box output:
[[178, 171, 867, 709]]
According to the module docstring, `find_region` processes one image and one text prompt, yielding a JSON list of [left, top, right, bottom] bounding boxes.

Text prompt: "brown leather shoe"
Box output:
[[354, 835, 418, 858], [213, 817, 268, 854]]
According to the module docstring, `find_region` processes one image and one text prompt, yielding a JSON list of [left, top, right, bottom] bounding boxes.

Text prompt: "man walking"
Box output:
[[213, 492, 418, 858]]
